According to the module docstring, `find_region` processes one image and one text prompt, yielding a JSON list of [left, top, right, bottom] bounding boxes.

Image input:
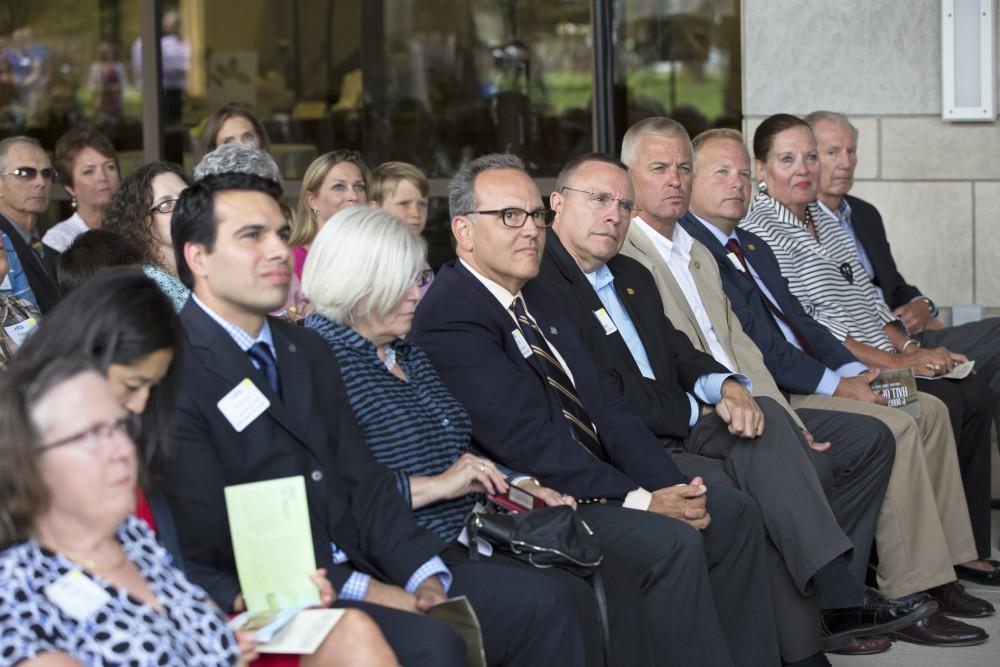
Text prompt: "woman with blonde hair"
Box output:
[[290, 150, 370, 278]]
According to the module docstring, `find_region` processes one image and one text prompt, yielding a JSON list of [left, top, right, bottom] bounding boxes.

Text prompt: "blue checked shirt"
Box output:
[[0, 231, 38, 308], [584, 264, 751, 426], [191, 295, 451, 600]]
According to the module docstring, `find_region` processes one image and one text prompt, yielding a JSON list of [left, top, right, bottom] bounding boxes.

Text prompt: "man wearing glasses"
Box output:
[[411, 152, 786, 666], [0, 136, 60, 312]]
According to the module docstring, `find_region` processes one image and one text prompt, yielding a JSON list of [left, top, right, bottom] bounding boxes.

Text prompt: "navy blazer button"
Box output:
[[289, 343, 297, 353], [311, 470, 323, 482]]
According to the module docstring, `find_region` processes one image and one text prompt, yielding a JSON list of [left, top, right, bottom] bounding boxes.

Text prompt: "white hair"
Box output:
[[620, 117, 692, 168], [804, 110, 859, 140], [302, 205, 427, 326]]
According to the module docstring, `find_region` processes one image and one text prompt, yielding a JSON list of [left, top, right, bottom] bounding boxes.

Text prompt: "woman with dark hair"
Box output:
[[198, 102, 271, 160], [8, 268, 401, 667], [741, 113, 997, 629], [103, 161, 191, 311], [42, 127, 121, 253]]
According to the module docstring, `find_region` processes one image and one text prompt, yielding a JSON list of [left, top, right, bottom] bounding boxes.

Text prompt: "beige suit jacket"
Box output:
[[620, 221, 805, 429]]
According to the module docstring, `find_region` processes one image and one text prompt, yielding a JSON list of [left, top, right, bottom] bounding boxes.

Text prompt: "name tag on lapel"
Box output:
[[218, 378, 270, 432], [593, 308, 618, 335], [511, 329, 533, 359], [5, 316, 37, 346], [727, 252, 745, 272]]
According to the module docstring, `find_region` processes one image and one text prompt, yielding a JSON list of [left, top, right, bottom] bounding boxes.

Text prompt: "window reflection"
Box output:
[[612, 0, 741, 144]]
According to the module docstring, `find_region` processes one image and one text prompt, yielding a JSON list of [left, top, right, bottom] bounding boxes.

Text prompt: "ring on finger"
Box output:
[[479, 464, 485, 472]]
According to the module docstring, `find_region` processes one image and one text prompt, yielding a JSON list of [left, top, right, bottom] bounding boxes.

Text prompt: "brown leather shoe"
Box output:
[[826, 636, 891, 655], [889, 612, 988, 646], [928, 581, 996, 618]]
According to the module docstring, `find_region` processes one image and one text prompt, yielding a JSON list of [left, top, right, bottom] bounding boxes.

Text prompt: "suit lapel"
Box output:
[[624, 224, 709, 351], [181, 302, 310, 446]]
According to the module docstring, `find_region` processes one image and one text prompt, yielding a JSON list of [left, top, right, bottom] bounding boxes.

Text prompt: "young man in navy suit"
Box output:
[[164, 172, 590, 667]]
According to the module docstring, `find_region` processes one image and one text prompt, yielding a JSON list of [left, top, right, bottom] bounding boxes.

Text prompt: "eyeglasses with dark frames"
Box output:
[[416, 267, 435, 288], [35, 414, 138, 456], [149, 198, 180, 215], [0, 167, 59, 183], [461, 207, 556, 228], [559, 186, 639, 217]]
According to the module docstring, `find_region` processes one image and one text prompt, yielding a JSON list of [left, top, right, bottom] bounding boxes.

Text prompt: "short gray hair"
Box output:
[[448, 153, 527, 220], [804, 111, 858, 141], [301, 205, 427, 327], [0, 136, 44, 172], [620, 117, 692, 168], [193, 143, 283, 184]]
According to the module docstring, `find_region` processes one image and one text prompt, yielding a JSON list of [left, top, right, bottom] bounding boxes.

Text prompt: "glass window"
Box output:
[[611, 0, 741, 146], [0, 2, 143, 227], [176, 0, 593, 179]]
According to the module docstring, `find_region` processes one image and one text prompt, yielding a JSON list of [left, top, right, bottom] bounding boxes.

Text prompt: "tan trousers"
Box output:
[[790, 392, 977, 598]]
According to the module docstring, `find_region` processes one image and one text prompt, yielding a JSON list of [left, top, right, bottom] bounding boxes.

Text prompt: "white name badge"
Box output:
[[593, 308, 618, 335], [5, 317, 37, 347], [218, 378, 270, 432], [45, 569, 112, 622], [0, 274, 11, 291], [511, 329, 533, 359], [727, 252, 745, 272]]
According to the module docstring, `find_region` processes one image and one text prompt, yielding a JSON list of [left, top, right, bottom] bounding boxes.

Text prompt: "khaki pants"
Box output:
[[791, 392, 977, 598]]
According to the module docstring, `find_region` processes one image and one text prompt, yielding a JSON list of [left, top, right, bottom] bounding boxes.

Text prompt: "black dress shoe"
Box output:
[[826, 635, 892, 655], [820, 588, 937, 649], [928, 581, 996, 618], [888, 611, 988, 646], [956, 562, 1000, 586]]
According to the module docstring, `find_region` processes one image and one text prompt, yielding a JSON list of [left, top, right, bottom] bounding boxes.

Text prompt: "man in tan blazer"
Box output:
[[617, 117, 991, 647]]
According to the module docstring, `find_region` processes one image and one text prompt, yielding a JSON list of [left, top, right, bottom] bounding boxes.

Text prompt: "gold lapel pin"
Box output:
[[693, 260, 701, 269], [747, 243, 756, 251], [626, 287, 635, 295]]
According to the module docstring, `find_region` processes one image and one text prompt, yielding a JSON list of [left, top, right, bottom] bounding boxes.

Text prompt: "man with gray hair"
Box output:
[[0, 136, 60, 312], [411, 152, 783, 666], [808, 110, 1000, 453]]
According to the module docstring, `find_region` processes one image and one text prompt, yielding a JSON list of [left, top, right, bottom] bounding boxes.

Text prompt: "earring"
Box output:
[[71, 196, 77, 209], [756, 181, 768, 193], [312, 209, 320, 216]]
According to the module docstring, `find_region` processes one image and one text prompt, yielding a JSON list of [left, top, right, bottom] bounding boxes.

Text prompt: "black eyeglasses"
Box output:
[[461, 207, 555, 228], [35, 414, 138, 456], [149, 198, 180, 215], [560, 186, 639, 217], [0, 166, 59, 183]]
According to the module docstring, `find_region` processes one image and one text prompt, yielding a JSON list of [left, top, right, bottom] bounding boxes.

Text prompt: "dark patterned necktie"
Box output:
[[510, 297, 608, 462], [247, 342, 282, 397], [725, 238, 817, 358]]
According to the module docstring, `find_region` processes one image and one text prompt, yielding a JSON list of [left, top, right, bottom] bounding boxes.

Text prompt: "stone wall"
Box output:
[[742, 0, 1000, 307]]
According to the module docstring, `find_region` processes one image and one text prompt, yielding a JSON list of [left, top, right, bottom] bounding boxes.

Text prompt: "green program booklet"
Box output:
[[869, 368, 921, 417], [224, 475, 321, 613]]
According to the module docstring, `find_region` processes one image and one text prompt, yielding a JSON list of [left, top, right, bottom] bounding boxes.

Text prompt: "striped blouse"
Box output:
[[306, 314, 484, 542], [740, 192, 897, 352]]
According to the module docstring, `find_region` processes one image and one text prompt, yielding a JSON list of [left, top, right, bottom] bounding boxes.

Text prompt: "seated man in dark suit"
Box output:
[[164, 172, 590, 667], [538, 152, 928, 664], [410, 153, 887, 667], [681, 127, 992, 645], [807, 110, 1000, 432], [0, 136, 61, 312]]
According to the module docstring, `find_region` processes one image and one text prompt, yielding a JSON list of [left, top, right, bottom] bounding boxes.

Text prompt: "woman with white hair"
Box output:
[[302, 206, 656, 667]]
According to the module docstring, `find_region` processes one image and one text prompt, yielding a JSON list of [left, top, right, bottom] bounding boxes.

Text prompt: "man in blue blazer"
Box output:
[[410, 152, 800, 666], [681, 128, 992, 645], [164, 173, 590, 667]]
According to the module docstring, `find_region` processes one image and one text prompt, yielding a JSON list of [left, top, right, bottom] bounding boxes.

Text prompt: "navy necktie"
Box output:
[[247, 342, 282, 397]]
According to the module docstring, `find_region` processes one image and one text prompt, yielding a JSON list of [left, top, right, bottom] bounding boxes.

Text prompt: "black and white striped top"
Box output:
[[740, 192, 896, 352]]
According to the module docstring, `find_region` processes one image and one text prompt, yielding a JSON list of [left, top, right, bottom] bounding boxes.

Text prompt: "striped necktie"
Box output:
[[510, 297, 608, 462], [247, 342, 282, 397]]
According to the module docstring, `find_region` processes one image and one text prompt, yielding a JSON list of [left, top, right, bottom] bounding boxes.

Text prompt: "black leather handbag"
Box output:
[[464, 506, 611, 664]]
